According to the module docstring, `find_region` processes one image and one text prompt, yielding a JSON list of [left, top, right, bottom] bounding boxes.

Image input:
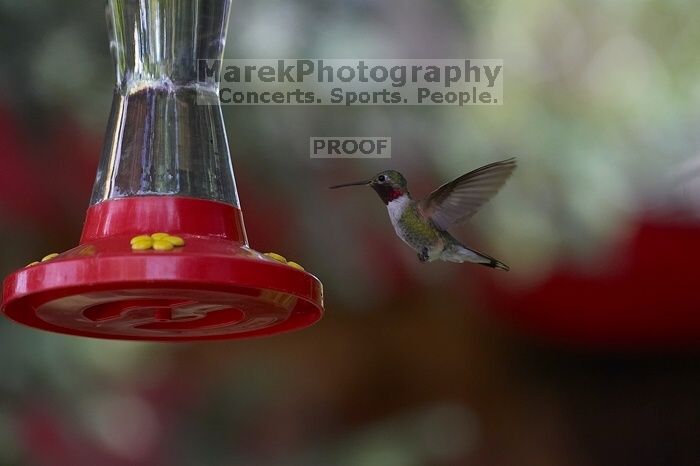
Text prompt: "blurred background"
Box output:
[[1, 0, 700, 464]]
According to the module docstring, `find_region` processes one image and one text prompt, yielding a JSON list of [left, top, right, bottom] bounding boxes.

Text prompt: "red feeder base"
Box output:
[[1, 197, 323, 341]]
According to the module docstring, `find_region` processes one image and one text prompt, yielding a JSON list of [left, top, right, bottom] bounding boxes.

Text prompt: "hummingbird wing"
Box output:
[[421, 158, 516, 230]]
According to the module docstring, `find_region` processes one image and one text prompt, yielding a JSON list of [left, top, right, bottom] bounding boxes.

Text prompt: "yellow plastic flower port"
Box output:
[[163, 235, 185, 246], [264, 252, 287, 263], [130, 235, 151, 245], [131, 233, 186, 251], [286, 261, 305, 271], [264, 252, 306, 271], [131, 237, 154, 250], [26, 253, 60, 267], [152, 239, 174, 251]]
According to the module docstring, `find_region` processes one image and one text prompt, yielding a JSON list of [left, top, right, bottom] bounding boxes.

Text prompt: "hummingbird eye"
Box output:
[[378, 175, 386, 182]]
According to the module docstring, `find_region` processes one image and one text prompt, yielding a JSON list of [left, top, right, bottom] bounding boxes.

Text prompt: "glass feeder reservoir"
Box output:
[[1, 0, 324, 341]]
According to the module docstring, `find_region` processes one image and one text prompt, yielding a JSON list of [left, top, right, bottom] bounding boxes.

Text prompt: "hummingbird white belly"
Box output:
[[386, 195, 410, 227], [386, 195, 444, 261]]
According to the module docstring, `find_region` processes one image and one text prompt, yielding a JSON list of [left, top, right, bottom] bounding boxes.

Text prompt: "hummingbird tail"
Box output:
[[442, 243, 510, 271]]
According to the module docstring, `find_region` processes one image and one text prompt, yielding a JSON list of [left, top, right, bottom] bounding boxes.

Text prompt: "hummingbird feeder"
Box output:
[[1, 0, 323, 341]]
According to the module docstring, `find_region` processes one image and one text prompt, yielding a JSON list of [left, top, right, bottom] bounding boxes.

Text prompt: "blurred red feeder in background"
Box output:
[[480, 217, 700, 350]]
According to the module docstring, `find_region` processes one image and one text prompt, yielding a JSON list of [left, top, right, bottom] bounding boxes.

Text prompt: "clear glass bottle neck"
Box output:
[[108, 0, 230, 91], [91, 0, 238, 206]]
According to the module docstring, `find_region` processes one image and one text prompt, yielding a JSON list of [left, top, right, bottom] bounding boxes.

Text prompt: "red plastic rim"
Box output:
[[1, 197, 324, 341]]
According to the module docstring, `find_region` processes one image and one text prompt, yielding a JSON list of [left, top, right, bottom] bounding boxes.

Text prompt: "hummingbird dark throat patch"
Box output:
[[372, 184, 404, 204]]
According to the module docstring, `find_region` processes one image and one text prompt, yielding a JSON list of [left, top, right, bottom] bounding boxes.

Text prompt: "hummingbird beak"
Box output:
[[329, 180, 372, 189]]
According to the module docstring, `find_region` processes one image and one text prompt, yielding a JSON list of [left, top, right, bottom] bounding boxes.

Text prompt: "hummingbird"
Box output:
[[330, 158, 516, 270]]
